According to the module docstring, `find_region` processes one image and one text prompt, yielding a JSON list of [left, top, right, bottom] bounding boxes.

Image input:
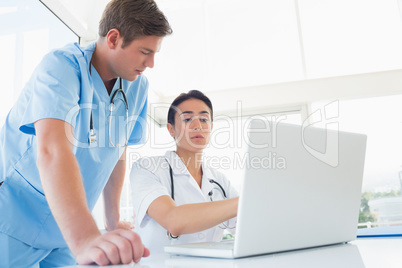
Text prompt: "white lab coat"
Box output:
[[130, 151, 238, 254]]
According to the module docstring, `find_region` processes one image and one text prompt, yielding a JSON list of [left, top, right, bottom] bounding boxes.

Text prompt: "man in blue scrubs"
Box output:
[[0, 0, 172, 266]]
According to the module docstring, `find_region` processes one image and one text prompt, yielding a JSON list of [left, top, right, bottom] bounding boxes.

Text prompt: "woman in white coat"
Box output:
[[130, 90, 238, 253]]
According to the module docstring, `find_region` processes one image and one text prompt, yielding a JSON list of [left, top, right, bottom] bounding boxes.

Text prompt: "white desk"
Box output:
[[64, 238, 402, 267]]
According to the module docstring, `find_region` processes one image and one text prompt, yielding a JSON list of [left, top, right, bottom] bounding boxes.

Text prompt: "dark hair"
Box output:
[[99, 0, 172, 48], [167, 90, 213, 125]]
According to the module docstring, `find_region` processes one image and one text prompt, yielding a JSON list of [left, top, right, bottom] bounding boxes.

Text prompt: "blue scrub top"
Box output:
[[0, 42, 148, 249]]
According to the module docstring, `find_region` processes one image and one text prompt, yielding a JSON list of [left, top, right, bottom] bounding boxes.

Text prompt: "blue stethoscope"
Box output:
[[88, 65, 129, 147]]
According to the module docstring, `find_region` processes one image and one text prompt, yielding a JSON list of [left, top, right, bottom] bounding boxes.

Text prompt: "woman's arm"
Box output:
[[147, 195, 239, 237]]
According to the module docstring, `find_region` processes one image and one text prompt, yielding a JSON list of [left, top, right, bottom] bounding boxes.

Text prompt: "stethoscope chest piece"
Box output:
[[88, 128, 97, 144]]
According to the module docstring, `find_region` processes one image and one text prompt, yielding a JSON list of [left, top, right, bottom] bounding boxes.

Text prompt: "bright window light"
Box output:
[[312, 95, 402, 229], [0, 0, 78, 125], [148, 0, 304, 97], [300, 0, 402, 78]]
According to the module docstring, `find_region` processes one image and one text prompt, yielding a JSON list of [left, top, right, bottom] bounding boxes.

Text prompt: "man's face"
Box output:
[[111, 35, 163, 81]]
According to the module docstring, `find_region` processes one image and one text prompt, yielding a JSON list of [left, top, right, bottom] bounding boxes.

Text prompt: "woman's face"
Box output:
[[167, 98, 213, 153]]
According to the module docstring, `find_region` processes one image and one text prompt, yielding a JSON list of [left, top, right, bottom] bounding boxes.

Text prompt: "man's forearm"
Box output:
[[37, 149, 100, 255]]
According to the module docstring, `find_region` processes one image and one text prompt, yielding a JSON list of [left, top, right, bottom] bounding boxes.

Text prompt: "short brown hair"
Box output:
[[99, 0, 172, 48]]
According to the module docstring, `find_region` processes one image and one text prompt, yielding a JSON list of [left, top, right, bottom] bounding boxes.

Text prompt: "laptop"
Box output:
[[164, 120, 367, 258]]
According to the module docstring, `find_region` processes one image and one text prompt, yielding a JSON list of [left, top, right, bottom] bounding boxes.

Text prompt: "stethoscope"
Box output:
[[166, 161, 227, 201], [88, 65, 129, 147], [165, 159, 229, 240]]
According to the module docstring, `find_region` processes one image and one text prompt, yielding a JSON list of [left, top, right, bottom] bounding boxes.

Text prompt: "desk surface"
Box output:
[[64, 238, 402, 267]]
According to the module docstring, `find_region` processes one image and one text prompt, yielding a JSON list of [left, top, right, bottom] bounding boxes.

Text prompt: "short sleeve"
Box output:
[[130, 159, 170, 228], [19, 49, 81, 135], [127, 99, 147, 146]]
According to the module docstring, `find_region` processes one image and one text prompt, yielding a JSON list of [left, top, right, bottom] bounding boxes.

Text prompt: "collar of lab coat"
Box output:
[[164, 151, 216, 197], [164, 151, 190, 176]]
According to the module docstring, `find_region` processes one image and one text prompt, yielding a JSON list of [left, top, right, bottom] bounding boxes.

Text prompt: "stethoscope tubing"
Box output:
[[165, 159, 232, 239], [89, 75, 129, 147], [165, 159, 227, 201]]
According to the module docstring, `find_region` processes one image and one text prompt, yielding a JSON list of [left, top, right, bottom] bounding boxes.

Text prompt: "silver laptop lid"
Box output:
[[234, 120, 367, 257]]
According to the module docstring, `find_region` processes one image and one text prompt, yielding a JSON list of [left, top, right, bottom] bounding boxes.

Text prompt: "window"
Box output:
[[0, 0, 78, 125], [148, 0, 402, 100], [312, 95, 402, 232], [299, 0, 402, 79]]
